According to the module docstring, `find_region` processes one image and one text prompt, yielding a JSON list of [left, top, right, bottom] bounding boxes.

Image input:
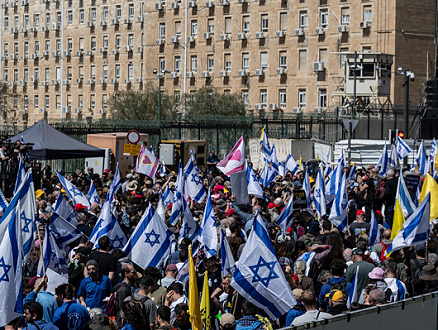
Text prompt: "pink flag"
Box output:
[[136, 145, 159, 178], [217, 136, 245, 176]]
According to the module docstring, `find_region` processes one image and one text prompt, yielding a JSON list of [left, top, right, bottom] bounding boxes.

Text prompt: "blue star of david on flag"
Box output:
[[111, 235, 125, 249], [144, 229, 160, 247], [21, 211, 32, 233], [183, 224, 192, 237], [0, 257, 12, 283], [315, 189, 321, 198], [226, 265, 236, 275], [249, 256, 279, 288], [70, 186, 83, 197], [191, 173, 202, 185]]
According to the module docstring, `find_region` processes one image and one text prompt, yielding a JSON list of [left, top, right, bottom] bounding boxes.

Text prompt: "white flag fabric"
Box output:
[[13, 159, 26, 195], [170, 162, 184, 226], [260, 127, 271, 159], [123, 206, 173, 269], [38, 228, 69, 277], [396, 173, 416, 217], [136, 146, 160, 178], [303, 170, 311, 209], [106, 164, 122, 201], [368, 212, 381, 247], [270, 144, 279, 173], [156, 194, 166, 222], [20, 171, 37, 262], [326, 147, 345, 202], [285, 154, 299, 176], [313, 167, 326, 219], [259, 160, 276, 188], [0, 201, 23, 327], [397, 136, 412, 160], [49, 213, 83, 250], [413, 140, 427, 175], [54, 193, 78, 226], [88, 181, 102, 207], [246, 161, 265, 199], [0, 189, 9, 213], [426, 138, 437, 174], [328, 173, 348, 233], [56, 171, 91, 208], [220, 230, 236, 278], [176, 244, 199, 285], [199, 190, 218, 258], [163, 186, 174, 207], [276, 194, 294, 236], [377, 139, 389, 176], [217, 136, 245, 176], [231, 214, 296, 320], [179, 199, 199, 243], [184, 157, 206, 202], [389, 142, 398, 168], [278, 162, 285, 176], [346, 266, 359, 309], [385, 192, 431, 256]]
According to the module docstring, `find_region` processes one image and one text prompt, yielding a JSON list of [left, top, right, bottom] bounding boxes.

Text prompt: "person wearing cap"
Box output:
[[78, 260, 112, 309], [24, 276, 58, 323], [384, 260, 407, 302], [326, 289, 347, 316], [219, 313, 236, 330], [291, 290, 333, 326], [297, 221, 320, 248], [372, 229, 391, 262], [349, 210, 371, 237], [345, 248, 375, 297], [358, 267, 387, 304], [53, 283, 89, 330], [160, 264, 179, 288]]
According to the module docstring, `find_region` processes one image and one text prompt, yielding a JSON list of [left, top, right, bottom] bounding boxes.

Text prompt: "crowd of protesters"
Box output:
[[6, 149, 438, 330]]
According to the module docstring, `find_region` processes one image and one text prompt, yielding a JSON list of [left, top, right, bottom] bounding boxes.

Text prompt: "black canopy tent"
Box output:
[[8, 120, 105, 160]]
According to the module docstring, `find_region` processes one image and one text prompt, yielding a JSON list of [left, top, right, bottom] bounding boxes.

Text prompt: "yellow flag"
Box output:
[[188, 245, 202, 330], [200, 271, 211, 330], [299, 155, 302, 171], [391, 199, 405, 240], [260, 127, 265, 140], [420, 173, 438, 221]]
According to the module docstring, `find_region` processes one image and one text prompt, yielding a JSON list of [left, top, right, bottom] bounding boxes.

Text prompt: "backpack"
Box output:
[[374, 179, 386, 201], [236, 320, 262, 330], [328, 279, 348, 300], [379, 242, 391, 262], [105, 282, 129, 317]]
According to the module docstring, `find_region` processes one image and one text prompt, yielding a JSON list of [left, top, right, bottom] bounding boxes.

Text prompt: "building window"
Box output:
[[128, 63, 134, 79], [91, 37, 96, 50], [14, 16, 18, 28], [3, 69, 8, 81], [260, 90, 267, 105], [79, 9, 85, 24], [363, 46, 372, 53], [24, 42, 29, 55], [319, 89, 327, 108], [208, 19, 214, 34], [45, 95, 50, 108], [91, 8, 97, 22], [340, 48, 348, 68], [57, 12, 61, 24], [363, 6, 372, 22], [242, 53, 249, 70], [56, 95, 60, 109], [225, 17, 232, 34], [24, 15, 29, 29], [279, 12, 287, 31], [13, 69, 18, 82], [159, 23, 166, 39], [207, 55, 214, 72], [341, 8, 349, 26], [79, 38, 84, 51], [34, 14, 39, 28], [279, 51, 287, 68], [279, 89, 286, 108], [174, 91, 181, 107], [299, 50, 307, 70], [35, 41, 39, 54], [260, 52, 268, 70], [78, 94, 83, 108], [261, 14, 268, 33], [298, 89, 306, 108], [175, 21, 181, 37], [34, 95, 38, 109], [90, 94, 95, 110], [241, 90, 249, 107], [67, 66, 72, 80], [4, 17, 8, 30], [224, 54, 231, 71], [128, 34, 134, 47], [159, 58, 165, 72], [191, 20, 197, 37], [129, 4, 135, 19], [242, 16, 250, 32], [68, 11, 73, 25], [103, 65, 108, 79], [24, 95, 28, 108], [45, 13, 50, 26], [319, 49, 327, 67], [103, 95, 108, 109], [116, 5, 122, 19], [3, 44, 8, 57], [24, 69, 28, 81], [116, 35, 121, 49], [191, 56, 197, 72], [174, 56, 181, 73], [299, 11, 307, 30], [115, 64, 121, 78], [103, 36, 108, 48], [320, 9, 328, 28], [103, 7, 109, 21]]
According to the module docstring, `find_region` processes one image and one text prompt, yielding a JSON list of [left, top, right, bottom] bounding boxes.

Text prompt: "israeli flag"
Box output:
[[13, 159, 25, 195], [124, 205, 173, 269], [328, 173, 348, 233], [163, 186, 174, 207], [56, 172, 90, 208], [20, 172, 37, 261], [199, 189, 217, 258], [220, 229, 236, 277], [160, 157, 167, 177], [413, 140, 427, 175], [385, 192, 431, 256], [150, 146, 155, 156], [347, 163, 356, 181], [0, 201, 23, 327], [88, 196, 127, 250], [176, 243, 199, 285], [313, 167, 326, 219], [278, 162, 285, 176], [170, 162, 184, 226], [184, 157, 206, 203], [326, 147, 345, 202], [270, 144, 279, 174], [49, 213, 83, 250], [231, 214, 296, 320], [303, 170, 311, 209], [259, 161, 276, 188], [179, 199, 199, 243], [296, 251, 316, 276], [156, 194, 166, 222], [396, 173, 415, 217], [106, 164, 121, 202], [346, 266, 359, 308], [88, 181, 102, 207], [377, 139, 389, 176], [37, 228, 68, 277], [397, 136, 412, 160], [54, 193, 78, 226], [276, 194, 294, 236], [368, 212, 381, 247], [285, 154, 299, 176], [260, 127, 271, 159], [389, 142, 398, 168], [0, 189, 9, 213], [415, 184, 421, 207], [246, 161, 265, 199], [426, 138, 437, 174]]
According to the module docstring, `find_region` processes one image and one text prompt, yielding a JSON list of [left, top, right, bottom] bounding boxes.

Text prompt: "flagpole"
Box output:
[[37, 224, 46, 278]]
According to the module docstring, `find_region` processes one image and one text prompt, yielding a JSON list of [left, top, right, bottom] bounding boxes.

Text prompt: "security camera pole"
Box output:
[[404, 70, 409, 141]]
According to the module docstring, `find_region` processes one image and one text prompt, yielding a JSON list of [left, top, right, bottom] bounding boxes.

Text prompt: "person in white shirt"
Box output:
[[164, 282, 188, 322], [292, 290, 333, 327]]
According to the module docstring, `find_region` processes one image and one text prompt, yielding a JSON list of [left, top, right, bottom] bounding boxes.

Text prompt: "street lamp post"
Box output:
[[153, 69, 171, 145]]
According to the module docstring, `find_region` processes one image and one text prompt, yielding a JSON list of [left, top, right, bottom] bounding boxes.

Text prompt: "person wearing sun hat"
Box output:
[[358, 267, 387, 304]]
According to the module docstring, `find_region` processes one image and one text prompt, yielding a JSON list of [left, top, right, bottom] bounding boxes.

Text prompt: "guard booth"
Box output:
[[86, 132, 149, 177], [160, 140, 207, 172]]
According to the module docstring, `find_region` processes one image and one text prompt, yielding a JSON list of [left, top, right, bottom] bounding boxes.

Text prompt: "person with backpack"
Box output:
[[235, 301, 264, 330], [318, 259, 349, 312], [372, 229, 392, 263]]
